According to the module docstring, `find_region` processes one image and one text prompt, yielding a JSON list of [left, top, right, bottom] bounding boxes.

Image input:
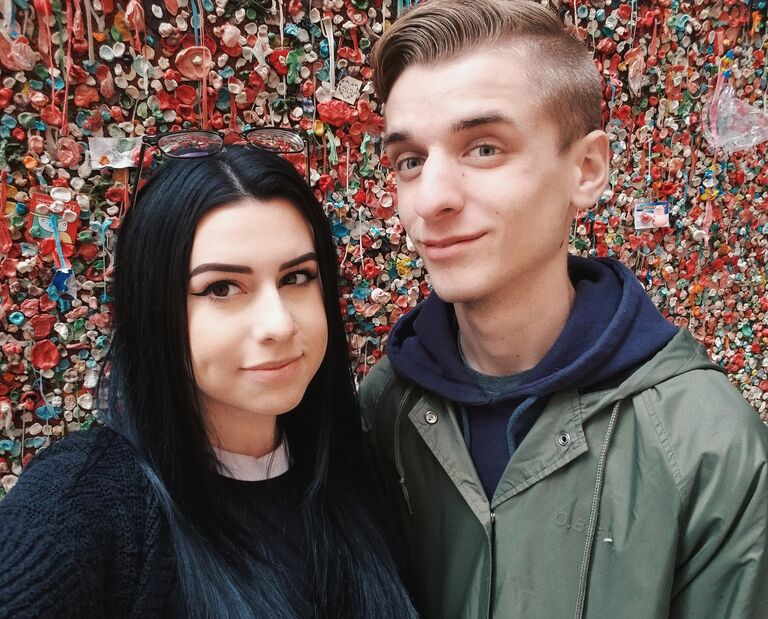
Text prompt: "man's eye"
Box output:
[[474, 144, 497, 157], [396, 157, 422, 171]]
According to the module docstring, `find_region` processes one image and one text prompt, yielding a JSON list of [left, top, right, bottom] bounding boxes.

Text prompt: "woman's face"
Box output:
[[187, 197, 328, 452]]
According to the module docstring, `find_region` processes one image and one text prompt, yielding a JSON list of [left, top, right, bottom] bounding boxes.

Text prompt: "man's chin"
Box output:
[[428, 280, 485, 306]]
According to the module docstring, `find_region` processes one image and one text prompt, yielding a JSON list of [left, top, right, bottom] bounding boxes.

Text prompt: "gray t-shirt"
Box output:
[[457, 333, 528, 398]]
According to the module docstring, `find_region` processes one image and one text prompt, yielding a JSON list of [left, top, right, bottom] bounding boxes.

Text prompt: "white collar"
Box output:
[[213, 440, 290, 481]]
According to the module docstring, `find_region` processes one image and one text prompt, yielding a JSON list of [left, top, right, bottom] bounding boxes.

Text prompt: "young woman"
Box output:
[[0, 143, 416, 618]]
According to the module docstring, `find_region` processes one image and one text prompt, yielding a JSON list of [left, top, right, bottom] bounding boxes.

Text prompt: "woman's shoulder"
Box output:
[[12, 426, 146, 496], [0, 425, 154, 528], [22, 424, 129, 464], [0, 427, 169, 618]]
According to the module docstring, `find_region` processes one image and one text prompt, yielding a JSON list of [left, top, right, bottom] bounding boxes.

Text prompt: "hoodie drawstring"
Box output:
[[574, 399, 622, 619]]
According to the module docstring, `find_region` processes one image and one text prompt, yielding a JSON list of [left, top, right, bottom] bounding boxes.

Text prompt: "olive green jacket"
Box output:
[[360, 330, 768, 619]]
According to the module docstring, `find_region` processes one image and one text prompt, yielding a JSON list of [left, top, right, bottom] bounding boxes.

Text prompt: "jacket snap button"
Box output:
[[556, 431, 570, 447], [424, 410, 438, 424]]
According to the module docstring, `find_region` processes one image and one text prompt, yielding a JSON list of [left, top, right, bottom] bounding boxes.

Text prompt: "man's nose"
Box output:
[[412, 153, 464, 220]]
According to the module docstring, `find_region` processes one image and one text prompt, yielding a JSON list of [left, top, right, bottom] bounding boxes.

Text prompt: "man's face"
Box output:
[[384, 47, 586, 305]]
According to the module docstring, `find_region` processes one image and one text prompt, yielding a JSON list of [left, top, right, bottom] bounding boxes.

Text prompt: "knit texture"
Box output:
[[0, 427, 175, 619]]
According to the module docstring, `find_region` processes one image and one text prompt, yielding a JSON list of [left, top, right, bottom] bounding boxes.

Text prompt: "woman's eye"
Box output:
[[282, 269, 317, 286], [196, 281, 239, 298]]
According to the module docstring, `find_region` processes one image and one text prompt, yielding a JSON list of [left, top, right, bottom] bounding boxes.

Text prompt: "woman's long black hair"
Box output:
[[99, 146, 416, 618]]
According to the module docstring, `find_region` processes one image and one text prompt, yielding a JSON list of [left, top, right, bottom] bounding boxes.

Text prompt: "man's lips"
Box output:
[[421, 233, 485, 249], [419, 233, 486, 260]]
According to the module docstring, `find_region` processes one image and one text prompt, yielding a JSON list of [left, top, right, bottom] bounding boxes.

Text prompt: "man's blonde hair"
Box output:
[[371, 0, 602, 149]]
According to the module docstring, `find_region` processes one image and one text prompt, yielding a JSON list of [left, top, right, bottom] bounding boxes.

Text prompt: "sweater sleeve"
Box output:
[[0, 428, 162, 619]]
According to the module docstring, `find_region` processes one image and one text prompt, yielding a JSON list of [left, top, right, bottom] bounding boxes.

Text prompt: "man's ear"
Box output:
[[570, 130, 610, 213]]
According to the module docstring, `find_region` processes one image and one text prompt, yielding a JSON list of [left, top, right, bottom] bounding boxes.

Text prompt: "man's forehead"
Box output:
[[393, 40, 532, 78], [383, 73, 540, 146], [384, 49, 537, 120], [392, 41, 533, 85]]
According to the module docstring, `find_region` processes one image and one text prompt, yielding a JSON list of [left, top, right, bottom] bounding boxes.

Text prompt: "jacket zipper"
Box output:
[[488, 511, 496, 619], [394, 385, 416, 514], [573, 400, 622, 619]]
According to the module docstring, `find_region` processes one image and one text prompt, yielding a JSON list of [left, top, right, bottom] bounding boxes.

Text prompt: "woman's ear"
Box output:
[[569, 129, 610, 213]]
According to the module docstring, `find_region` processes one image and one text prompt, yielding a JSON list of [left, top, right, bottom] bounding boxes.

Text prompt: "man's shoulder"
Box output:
[[360, 357, 418, 432], [637, 365, 768, 491], [360, 356, 397, 396], [649, 364, 766, 438], [616, 329, 766, 454]]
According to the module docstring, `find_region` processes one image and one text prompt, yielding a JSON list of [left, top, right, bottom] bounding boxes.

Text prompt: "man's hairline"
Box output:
[[380, 36, 549, 102], [381, 45, 592, 154], [379, 37, 582, 145]]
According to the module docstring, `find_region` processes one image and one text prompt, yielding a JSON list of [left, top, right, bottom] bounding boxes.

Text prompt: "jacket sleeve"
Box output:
[[360, 358, 399, 497], [359, 360, 415, 573], [669, 397, 768, 619], [0, 433, 120, 618], [360, 357, 396, 438]]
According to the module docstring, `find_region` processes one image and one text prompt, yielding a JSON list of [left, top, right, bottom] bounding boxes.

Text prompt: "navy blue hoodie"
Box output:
[[387, 255, 679, 497]]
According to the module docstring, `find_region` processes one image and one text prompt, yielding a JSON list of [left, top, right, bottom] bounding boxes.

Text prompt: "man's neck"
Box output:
[[455, 258, 575, 377]]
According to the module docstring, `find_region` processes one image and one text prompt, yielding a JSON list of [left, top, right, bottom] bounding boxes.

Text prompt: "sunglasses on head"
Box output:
[[130, 127, 310, 210]]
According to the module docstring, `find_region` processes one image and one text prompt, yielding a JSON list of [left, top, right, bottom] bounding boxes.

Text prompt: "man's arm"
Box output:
[[359, 359, 418, 583], [669, 401, 768, 618]]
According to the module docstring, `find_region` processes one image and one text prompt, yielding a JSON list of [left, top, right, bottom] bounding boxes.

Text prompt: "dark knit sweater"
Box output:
[[0, 426, 310, 618], [0, 427, 174, 618]]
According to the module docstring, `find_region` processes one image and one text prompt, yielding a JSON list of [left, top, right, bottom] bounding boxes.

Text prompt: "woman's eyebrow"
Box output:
[[188, 252, 318, 279], [279, 251, 318, 270], [189, 263, 252, 279]]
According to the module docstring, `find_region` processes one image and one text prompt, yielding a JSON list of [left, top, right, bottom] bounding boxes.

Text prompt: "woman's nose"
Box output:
[[251, 289, 298, 343]]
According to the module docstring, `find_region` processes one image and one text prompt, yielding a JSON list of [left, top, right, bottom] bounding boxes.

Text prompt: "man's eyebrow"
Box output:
[[381, 131, 410, 150], [188, 252, 318, 279], [449, 113, 517, 134], [383, 114, 517, 150]]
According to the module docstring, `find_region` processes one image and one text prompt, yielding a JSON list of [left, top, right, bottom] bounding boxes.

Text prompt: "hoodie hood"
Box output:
[[387, 255, 680, 406], [579, 327, 721, 417]]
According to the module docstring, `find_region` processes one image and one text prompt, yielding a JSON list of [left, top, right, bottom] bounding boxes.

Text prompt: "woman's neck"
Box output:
[[204, 403, 280, 458], [213, 439, 290, 481]]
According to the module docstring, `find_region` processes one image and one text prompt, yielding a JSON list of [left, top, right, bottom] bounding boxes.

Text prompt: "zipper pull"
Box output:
[[399, 476, 413, 515]]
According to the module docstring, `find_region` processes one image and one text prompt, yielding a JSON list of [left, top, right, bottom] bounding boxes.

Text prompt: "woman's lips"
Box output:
[[241, 356, 301, 382]]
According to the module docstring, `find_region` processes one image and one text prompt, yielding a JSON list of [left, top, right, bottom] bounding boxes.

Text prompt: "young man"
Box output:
[[360, 1, 768, 617]]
